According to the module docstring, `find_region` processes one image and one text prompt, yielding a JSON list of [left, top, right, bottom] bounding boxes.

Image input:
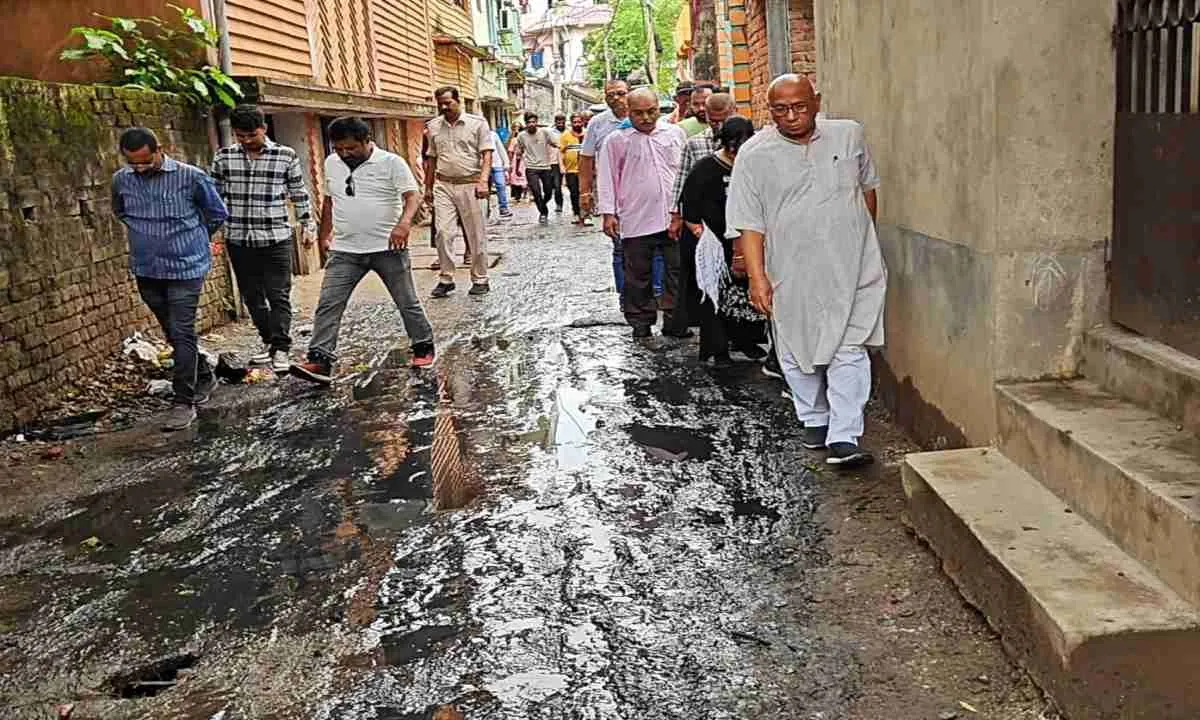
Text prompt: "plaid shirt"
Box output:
[[211, 140, 312, 247], [672, 128, 718, 211]]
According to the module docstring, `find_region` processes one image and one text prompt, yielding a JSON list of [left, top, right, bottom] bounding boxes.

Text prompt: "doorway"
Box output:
[[1112, 1, 1200, 356]]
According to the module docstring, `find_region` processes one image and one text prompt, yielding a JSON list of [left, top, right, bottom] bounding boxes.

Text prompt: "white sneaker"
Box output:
[[250, 345, 271, 365], [271, 350, 290, 373]]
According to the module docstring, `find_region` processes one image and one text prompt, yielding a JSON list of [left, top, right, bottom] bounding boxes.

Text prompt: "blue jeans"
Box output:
[[612, 238, 664, 297], [489, 167, 509, 213]]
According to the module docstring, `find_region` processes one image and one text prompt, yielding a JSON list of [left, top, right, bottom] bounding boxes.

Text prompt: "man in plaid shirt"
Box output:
[[211, 105, 315, 372], [668, 92, 737, 329]]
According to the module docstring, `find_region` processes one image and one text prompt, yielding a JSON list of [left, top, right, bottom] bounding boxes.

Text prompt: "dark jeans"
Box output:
[[549, 166, 564, 210], [136, 276, 213, 405], [227, 239, 294, 352], [565, 172, 582, 216], [677, 230, 701, 328], [308, 249, 434, 364], [526, 168, 554, 216], [622, 231, 683, 330]]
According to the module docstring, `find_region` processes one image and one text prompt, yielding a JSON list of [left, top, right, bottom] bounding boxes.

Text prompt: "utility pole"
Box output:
[[641, 0, 658, 87], [210, 0, 234, 146]]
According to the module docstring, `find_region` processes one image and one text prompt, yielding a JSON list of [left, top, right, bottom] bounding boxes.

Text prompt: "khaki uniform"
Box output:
[[426, 113, 493, 284]]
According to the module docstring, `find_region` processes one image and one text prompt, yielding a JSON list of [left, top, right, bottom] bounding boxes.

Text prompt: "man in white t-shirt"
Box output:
[[291, 117, 435, 384]]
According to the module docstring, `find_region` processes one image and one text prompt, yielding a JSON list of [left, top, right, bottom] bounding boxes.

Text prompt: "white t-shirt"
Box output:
[[323, 147, 418, 254]]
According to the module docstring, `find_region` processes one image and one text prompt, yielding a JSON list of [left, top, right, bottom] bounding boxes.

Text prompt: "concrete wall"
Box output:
[[0, 0, 204, 84], [816, 0, 1113, 446], [0, 79, 235, 432]]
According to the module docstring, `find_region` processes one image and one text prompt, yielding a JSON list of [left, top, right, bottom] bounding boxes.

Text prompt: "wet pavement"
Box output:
[[0, 206, 1053, 720]]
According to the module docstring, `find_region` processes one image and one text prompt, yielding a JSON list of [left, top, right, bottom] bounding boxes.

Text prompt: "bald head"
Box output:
[[704, 92, 736, 134], [627, 87, 661, 133], [767, 74, 820, 141]]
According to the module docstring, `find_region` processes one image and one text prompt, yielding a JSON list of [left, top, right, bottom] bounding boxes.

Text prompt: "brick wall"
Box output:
[[746, 0, 816, 126], [0, 79, 235, 432]]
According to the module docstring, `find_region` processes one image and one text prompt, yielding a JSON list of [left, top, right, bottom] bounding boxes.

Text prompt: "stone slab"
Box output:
[[903, 448, 1200, 719], [998, 380, 1200, 607], [1084, 325, 1200, 438]]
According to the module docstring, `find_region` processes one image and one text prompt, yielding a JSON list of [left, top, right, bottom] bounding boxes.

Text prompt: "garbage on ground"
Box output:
[[23, 410, 108, 441], [215, 352, 249, 383], [41, 446, 65, 461], [244, 368, 273, 384], [79, 536, 102, 551], [146, 380, 173, 398], [122, 332, 163, 367]]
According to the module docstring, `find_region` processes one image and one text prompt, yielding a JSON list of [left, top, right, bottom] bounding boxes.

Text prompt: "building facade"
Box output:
[[521, 0, 610, 114], [689, 0, 815, 124]]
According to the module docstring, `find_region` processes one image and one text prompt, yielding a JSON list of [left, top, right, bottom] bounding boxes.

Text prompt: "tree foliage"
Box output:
[[60, 5, 243, 109], [583, 0, 682, 93]]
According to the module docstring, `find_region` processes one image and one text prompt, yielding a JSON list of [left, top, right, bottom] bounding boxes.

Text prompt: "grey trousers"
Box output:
[[307, 249, 434, 363]]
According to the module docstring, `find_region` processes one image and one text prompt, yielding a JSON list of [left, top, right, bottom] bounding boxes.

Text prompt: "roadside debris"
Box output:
[[215, 353, 250, 383], [146, 380, 173, 397], [122, 332, 164, 366]]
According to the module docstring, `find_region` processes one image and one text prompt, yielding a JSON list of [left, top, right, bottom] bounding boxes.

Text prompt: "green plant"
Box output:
[[60, 5, 242, 108], [583, 0, 682, 92]]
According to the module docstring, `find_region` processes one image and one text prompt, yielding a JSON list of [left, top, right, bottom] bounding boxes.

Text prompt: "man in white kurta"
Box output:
[[727, 74, 885, 467]]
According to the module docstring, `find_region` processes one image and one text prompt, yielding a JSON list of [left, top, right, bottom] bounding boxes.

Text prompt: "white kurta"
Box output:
[[726, 120, 886, 373]]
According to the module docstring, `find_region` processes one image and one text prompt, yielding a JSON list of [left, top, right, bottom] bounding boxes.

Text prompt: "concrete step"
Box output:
[[997, 380, 1200, 607], [903, 448, 1200, 719], [1084, 325, 1200, 437]]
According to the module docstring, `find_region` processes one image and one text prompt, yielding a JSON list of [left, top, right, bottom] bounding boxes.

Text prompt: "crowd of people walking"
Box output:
[[108, 74, 884, 467]]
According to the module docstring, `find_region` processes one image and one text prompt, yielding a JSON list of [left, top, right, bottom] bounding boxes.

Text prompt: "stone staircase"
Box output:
[[902, 325, 1200, 719]]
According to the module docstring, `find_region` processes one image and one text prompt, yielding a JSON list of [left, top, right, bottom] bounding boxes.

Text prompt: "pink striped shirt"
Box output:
[[596, 124, 687, 238]]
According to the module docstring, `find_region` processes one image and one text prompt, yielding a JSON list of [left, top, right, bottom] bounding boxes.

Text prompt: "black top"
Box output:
[[679, 153, 734, 259]]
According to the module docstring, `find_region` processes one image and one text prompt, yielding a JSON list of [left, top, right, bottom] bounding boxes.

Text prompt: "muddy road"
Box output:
[[0, 209, 1053, 720]]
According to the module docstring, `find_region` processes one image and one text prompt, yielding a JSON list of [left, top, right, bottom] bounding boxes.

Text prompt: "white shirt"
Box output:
[[726, 119, 885, 372], [490, 132, 509, 170], [323, 146, 419, 254]]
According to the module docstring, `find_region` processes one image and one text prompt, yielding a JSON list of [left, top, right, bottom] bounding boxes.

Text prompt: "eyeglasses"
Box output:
[[768, 103, 811, 118], [345, 175, 355, 197]]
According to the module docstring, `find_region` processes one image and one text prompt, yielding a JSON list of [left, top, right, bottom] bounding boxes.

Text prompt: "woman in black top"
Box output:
[[679, 116, 766, 364]]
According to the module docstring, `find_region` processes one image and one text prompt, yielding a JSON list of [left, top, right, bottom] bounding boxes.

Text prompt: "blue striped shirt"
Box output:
[[111, 157, 229, 279]]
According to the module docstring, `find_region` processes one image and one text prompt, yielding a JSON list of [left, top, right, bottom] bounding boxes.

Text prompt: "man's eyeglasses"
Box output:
[[769, 103, 811, 118], [345, 176, 355, 197]]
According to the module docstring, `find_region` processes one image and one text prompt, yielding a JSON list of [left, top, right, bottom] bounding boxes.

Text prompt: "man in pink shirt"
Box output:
[[597, 87, 689, 339]]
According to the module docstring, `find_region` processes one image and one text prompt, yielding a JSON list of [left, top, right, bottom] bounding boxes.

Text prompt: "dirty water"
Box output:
[[0, 211, 862, 720]]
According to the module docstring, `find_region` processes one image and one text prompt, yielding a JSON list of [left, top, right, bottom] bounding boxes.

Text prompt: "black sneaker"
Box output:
[[538, 215, 549, 225], [411, 342, 436, 368], [500, 209, 513, 218], [801, 425, 828, 450], [430, 282, 456, 298], [826, 442, 874, 468], [194, 375, 216, 405], [290, 359, 333, 385], [661, 327, 695, 339], [762, 354, 783, 379], [632, 325, 652, 339], [468, 283, 491, 296]]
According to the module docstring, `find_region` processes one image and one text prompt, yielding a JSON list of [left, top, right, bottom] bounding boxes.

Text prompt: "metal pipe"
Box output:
[[211, 0, 234, 146]]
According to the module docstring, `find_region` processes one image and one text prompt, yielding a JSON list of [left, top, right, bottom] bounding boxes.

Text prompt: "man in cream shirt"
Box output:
[[290, 116, 436, 385]]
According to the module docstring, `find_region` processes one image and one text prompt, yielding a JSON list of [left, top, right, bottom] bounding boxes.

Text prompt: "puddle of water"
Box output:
[[626, 423, 714, 461], [381, 624, 460, 666], [553, 386, 596, 471], [484, 671, 569, 704]]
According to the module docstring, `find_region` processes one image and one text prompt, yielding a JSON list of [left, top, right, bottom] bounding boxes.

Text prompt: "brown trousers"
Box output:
[[433, 180, 488, 284]]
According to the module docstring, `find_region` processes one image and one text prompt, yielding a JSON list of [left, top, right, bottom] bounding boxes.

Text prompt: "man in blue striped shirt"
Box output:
[[111, 127, 229, 431]]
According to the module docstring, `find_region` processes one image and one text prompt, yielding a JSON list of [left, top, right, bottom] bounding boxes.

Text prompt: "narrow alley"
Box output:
[[1, 209, 1053, 720]]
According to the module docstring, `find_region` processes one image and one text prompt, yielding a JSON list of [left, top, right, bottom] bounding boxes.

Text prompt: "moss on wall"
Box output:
[[0, 78, 104, 175]]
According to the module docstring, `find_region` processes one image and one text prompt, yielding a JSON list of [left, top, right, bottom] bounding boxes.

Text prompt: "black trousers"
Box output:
[[622, 231, 683, 329], [136, 276, 214, 405], [526, 168, 554, 216], [564, 172, 581, 216], [227, 239, 294, 352], [676, 229, 702, 328], [697, 294, 767, 359], [549, 166, 564, 210]]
